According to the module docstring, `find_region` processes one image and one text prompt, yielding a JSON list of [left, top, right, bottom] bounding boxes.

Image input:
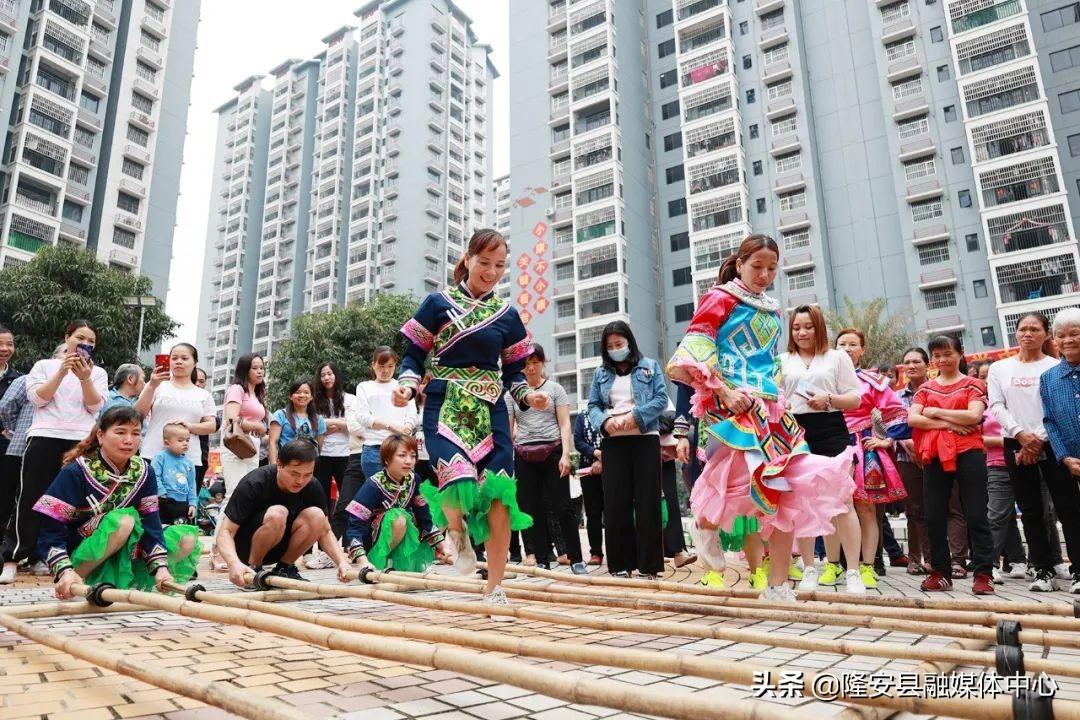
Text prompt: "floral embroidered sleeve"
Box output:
[[33, 464, 84, 581], [343, 479, 382, 562], [399, 294, 441, 396], [500, 307, 534, 407], [134, 467, 169, 576], [665, 288, 737, 416]]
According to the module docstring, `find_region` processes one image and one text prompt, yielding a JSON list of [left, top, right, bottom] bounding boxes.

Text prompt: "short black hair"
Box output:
[[0, 324, 11, 336], [277, 439, 319, 465], [902, 346, 929, 364], [600, 321, 642, 372]]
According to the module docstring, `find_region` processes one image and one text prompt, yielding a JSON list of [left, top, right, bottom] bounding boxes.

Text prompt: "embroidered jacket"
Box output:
[[344, 471, 442, 561], [844, 369, 910, 439], [34, 454, 168, 581], [400, 282, 533, 407]]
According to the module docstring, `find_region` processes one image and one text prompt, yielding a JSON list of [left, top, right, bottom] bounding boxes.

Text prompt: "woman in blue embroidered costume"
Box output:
[[666, 235, 857, 602], [34, 406, 196, 600], [393, 228, 545, 617], [345, 434, 449, 572]]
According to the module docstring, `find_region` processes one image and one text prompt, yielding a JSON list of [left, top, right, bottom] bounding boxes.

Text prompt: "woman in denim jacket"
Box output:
[[587, 321, 670, 578]]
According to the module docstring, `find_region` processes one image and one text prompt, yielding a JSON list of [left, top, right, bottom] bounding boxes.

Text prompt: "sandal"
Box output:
[[906, 562, 929, 575], [951, 563, 968, 579]]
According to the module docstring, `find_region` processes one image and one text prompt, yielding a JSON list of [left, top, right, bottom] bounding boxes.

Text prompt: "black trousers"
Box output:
[[661, 459, 685, 555], [601, 435, 663, 575], [315, 455, 349, 507], [923, 450, 994, 577], [1004, 439, 1080, 574], [331, 452, 365, 538], [515, 447, 582, 566], [0, 455, 19, 550], [580, 472, 604, 558], [7, 437, 77, 563]]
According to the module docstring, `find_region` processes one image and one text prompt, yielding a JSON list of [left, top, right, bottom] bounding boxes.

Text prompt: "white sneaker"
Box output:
[[1029, 568, 1055, 592], [1070, 574, 1080, 595], [30, 561, 50, 576], [0, 563, 16, 584], [844, 569, 866, 595], [483, 585, 515, 622], [991, 568, 1007, 585], [304, 550, 335, 570], [798, 564, 820, 591], [762, 584, 797, 603], [1054, 563, 1071, 580], [1005, 562, 1028, 579], [449, 530, 477, 576], [690, 520, 725, 571]]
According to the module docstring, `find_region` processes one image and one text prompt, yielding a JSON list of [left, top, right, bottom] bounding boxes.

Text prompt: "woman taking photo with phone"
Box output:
[[136, 343, 216, 474], [8, 320, 108, 574]]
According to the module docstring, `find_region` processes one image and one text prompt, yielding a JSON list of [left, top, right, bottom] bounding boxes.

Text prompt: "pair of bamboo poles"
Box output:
[[0, 562, 1076, 720]]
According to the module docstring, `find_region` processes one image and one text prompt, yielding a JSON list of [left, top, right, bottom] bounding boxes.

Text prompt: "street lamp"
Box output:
[[123, 295, 158, 358]]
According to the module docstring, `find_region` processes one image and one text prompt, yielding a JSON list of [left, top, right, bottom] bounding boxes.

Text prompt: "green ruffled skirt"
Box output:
[[70, 508, 200, 591], [718, 514, 760, 552], [420, 469, 532, 544], [367, 508, 434, 572]]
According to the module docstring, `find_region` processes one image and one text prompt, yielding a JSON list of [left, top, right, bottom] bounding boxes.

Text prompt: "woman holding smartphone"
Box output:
[[8, 320, 108, 574]]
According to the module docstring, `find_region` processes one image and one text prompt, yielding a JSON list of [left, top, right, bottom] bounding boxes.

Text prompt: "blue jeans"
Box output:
[[360, 445, 382, 483]]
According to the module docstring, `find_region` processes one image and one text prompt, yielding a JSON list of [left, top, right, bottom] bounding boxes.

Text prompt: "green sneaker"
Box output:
[[819, 561, 843, 586], [749, 567, 768, 591], [859, 564, 878, 589], [788, 561, 804, 581], [700, 570, 726, 588]]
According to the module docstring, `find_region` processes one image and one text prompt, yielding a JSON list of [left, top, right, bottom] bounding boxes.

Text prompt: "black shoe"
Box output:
[[612, 570, 630, 578], [269, 562, 307, 583], [509, 554, 523, 564], [873, 560, 886, 576]]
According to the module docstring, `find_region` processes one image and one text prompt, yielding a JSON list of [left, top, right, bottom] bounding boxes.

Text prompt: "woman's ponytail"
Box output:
[[62, 431, 101, 465], [717, 254, 740, 284], [452, 256, 469, 285]]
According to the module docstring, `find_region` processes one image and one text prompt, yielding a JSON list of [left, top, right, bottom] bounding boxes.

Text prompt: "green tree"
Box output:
[[265, 293, 420, 408], [824, 297, 917, 369], [0, 244, 177, 374]]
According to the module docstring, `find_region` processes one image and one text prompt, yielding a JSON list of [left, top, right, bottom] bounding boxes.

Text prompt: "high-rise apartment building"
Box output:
[[510, 0, 1080, 404], [197, 0, 496, 404], [0, 0, 199, 300], [494, 172, 512, 300]]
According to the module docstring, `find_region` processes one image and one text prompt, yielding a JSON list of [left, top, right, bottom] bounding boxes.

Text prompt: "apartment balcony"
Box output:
[[925, 314, 964, 333], [898, 137, 936, 162], [911, 223, 949, 246], [83, 73, 107, 94], [769, 132, 801, 156], [388, 61, 403, 76], [547, 2, 567, 31], [781, 251, 815, 272], [549, 137, 571, 157], [549, 206, 573, 226], [761, 60, 792, 85], [552, 165, 572, 188], [918, 268, 957, 289], [881, 17, 916, 44], [887, 56, 922, 83], [109, 248, 138, 268], [94, 3, 117, 29], [141, 14, 167, 39], [773, 172, 805, 194], [777, 211, 810, 232], [136, 46, 163, 69], [892, 95, 929, 121], [133, 77, 160, 100], [59, 221, 85, 241], [554, 277, 575, 297], [116, 211, 143, 231], [766, 96, 797, 120], [65, 186, 91, 204], [120, 142, 147, 163], [785, 292, 818, 310], [759, 24, 788, 50], [549, 104, 570, 124], [13, 193, 58, 218], [547, 38, 568, 62], [990, 218, 1070, 256], [75, 108, 102, 132], [756, 0, 784, 13], [88, 38, 113, 61], [905, 179, 943, 203], [118, 177, 146, 198], [998, 269, 1079, 306], [0, 4, 17, 34], [676, 0, 723, 25], [553, 239, 574, 260], [549, 70, 569, 94]]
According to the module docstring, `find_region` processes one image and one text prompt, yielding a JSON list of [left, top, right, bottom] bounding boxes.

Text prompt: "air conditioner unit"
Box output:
[[545, 208, 556, 218]]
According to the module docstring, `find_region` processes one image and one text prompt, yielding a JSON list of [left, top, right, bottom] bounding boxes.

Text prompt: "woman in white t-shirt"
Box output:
[[777, 305, 862, 592], [137, 343, 216, 466], [312, 362, 355, 500]]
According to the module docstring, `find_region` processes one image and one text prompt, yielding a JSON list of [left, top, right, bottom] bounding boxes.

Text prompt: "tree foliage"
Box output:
[[0, 244, 177, 374], [265, 293, 420, 408], [824, 297, 918, 369]]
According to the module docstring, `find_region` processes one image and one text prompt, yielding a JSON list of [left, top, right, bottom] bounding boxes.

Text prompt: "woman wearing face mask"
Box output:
[[586, 322, 670, 580], [10, 320, 108, 575], [667, 235, 857, 602], [393, 228, 543, 617]]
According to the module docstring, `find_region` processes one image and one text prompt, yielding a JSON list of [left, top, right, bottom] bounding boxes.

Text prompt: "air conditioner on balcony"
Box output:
[[545, 208, 556, 218]]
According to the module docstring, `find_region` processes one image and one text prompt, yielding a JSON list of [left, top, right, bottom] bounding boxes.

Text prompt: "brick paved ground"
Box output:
[[1, 527, 1078, 719]]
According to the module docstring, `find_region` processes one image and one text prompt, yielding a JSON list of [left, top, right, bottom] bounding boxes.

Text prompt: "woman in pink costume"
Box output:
[[666, 235, 857, 601]]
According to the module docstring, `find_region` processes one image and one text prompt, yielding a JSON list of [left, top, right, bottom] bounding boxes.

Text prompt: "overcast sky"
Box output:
[[166, 0, 510, 342]]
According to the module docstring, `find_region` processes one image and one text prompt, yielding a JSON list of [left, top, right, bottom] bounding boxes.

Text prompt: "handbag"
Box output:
[[514, 441, 561, 464], [223, 417, 256, 460]]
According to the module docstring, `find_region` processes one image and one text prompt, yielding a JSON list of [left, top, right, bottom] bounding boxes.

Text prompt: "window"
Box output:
[[672, 267, 692, 286], [778, 190, 806, 212], [1050, 45, 1080, 72], [973, 279, 988, 298], [776, 152, 801, 174], [756, 198, 767, 214], [982, 326, 997, 347], [966, 233, 980, 251], [656, 9, 673, 27], [898, 115, 929, 139], [924, 286, 957, 309], [753, 160, 763, 176], [1042, 3, 1080, 32], [131, 92, 153, 114], [122, 158, 144, 180], [664, 132, 683, 152], [671, 232, 690, 252], [944, 105, 957, 122], [68, 163, 89, 185], [1069, 133, 1080, 156], [788, 269, 814, 291], [661, 100, 680, 120], [743, 55, 752, 70], [658, 39, 676, 59], [135, 61, 157, 82], [937, 64, 951, 81], [62, 201, 82, 222], [958, 189, 972, 208], [668, 198, 686, 217], [740, 20, 748, 34], [749, 124, 759, 139], [140, 29, 161, 52], [113, 227, 137, 249], [911, 198, 943, 222], [746, 89, 756, 104], [675, 303, 695, 323], [117, 192, 140, 214], [659, 69, 677, 89], [666, 165, 684, 184], [79, 93, 100, 113], [930, 26, 943, 42], [127, 124, 149, 146], [1061, 89, 1080, 114], [918, 240, 950, 265], [904, 157, 936, 181], [951, 146, 965, 164]]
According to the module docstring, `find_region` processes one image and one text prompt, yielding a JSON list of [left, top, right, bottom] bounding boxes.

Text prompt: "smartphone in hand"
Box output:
[[76, 343, 95, 362], [155, 353, 170, 372]]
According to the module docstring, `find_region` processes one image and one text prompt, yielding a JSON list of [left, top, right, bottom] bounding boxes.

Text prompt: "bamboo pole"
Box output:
[[0, 610, 308, 720], [172, 577, 1078, 720], [0, 589, 328, 621], [497, 562, 1079, 618], [68, 582, 797, 720], [234, 577, 1080, 680], [351, 570, 1072, 650]]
